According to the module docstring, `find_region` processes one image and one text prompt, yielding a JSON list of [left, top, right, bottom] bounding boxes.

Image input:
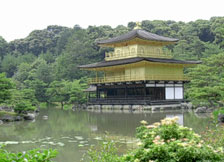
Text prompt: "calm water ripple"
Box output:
[[0, 109, 212, 162]]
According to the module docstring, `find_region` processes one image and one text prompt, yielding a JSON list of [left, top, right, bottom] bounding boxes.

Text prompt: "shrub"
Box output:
[[0, 73, 14, 104], [87, 140, 121, 162], [213, 107, 224, 122], [14, 100, 36, 113], [122, 117, 224, 162], [201, 125, 224, 149], [88, 117, 224, 162], [63, 104, 73, 110], [0, 145, 57, 162]]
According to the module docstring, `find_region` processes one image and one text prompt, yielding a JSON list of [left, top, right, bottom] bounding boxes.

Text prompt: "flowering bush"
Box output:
[[88, 117, 224, 162], [122, 117, 224, 162]]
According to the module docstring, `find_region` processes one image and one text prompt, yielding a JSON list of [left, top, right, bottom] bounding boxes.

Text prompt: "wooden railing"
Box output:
[[105, 51, 172, 61], [88, 74, 189, 84]]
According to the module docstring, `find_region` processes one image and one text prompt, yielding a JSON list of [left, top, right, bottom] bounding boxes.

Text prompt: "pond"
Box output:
[[0, 109, 212, 162]]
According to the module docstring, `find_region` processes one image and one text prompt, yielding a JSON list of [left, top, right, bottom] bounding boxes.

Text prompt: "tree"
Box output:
[[211, 17, 224, 47], [10, 88, 37, 113], [69, 79, 87, 104], [1, 54, 19, 77], [0, 73, 13, 103], [0, 36, 8, 59], [13, 62, 31, 83], [187, 53, 224, 107], [35, 59, 54, 84], [47, 80, 71, 109], [27, 79, 50, 103]]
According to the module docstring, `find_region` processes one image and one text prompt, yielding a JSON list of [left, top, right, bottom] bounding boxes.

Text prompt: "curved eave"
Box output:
[[96, 29, 179, 47], [78, 57, 201, 71], [98, 38, 178, 48]]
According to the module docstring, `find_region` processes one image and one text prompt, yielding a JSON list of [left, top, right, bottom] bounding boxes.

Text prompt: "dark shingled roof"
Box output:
[[78, 57, 201, 69], [96, 29, 179, 45]]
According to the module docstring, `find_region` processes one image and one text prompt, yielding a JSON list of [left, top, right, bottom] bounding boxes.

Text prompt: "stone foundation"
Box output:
[[87, 103, 192, 112]]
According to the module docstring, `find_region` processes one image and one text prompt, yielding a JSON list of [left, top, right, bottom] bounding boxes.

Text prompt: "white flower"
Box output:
[[134, 159, 140, 162], [197, 143, 202, 148], [140, 120, 148, 125], [155, 135, 160, 140], [216, 147, 223, 153], [137, 142, 143, 146], [194, 133, 201, 138], [153, 122, 160, 127], [146, 125, 155, 129], [161, 117, 178, 125]]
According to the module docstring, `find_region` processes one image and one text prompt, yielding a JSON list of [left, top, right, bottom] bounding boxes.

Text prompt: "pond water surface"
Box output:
[[0, 109, 212, 162]]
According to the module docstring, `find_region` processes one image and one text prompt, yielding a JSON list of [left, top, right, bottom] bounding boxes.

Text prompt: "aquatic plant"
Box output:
[[0, 145, 57, 162]]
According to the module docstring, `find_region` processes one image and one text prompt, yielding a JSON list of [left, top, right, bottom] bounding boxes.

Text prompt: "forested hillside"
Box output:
[[0, 17, 224, 108]]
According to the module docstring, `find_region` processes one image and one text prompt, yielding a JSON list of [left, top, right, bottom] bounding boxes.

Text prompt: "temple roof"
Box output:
[[96, 29, 179, 45], [78, 57, 201, 69]]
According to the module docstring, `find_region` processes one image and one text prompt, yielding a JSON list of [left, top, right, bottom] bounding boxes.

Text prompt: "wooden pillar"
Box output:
[[125, 84, 127, 98], [143, 83, 146, 99], [96, 87, 100, 99], [104, 72, 106, 82], [183, 82, 185, 100]]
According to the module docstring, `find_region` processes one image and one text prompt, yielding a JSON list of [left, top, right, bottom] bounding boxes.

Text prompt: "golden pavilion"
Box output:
[[79, 25, 200, 105]]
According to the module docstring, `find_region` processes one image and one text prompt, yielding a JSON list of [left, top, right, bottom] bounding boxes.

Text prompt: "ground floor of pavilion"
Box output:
[[86, 81, 188, 105]]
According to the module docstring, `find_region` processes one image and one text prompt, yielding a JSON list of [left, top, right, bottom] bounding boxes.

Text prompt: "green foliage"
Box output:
[[1, 17, 224, 108], [87, 140, 121, 162], [47, 79, 87, 108], [9, 88, 37, 113], [69, 79, 87, 104], [0, 111, 17, 117], [1, 54, 19, 77], [202, 124, 224, 149], [8, 25, 69, 56], [124, 118, 224, 162], [0, 145, 57, 162], [88, 117, 224, 162], [187, 53, 224, 107], [211, 17, 224, 47], [213, 107, 224, 122], [14, 63, 31, 83], [63, 104, 73, 110], [0, 36, 8, 59], [0, 73, 13, 103], [27, 79, 50, 103], [39, 102, 48, 109], [34, 59, 54, 84], [14, 100, 36, 113], [47, 80, 71, 108]]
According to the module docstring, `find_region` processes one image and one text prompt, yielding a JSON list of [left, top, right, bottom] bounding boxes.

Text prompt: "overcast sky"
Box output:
[[0, 0, 223, 42]]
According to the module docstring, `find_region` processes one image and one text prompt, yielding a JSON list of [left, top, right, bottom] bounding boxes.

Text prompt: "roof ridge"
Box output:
[[97, 29, 178, 45]]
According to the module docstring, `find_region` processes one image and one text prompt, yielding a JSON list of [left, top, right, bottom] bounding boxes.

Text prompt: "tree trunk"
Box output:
[[61, 102, 64, 110]]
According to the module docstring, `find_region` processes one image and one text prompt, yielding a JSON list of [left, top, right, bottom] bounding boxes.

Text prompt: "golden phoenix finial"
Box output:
[[134, 22, 142, 30]]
